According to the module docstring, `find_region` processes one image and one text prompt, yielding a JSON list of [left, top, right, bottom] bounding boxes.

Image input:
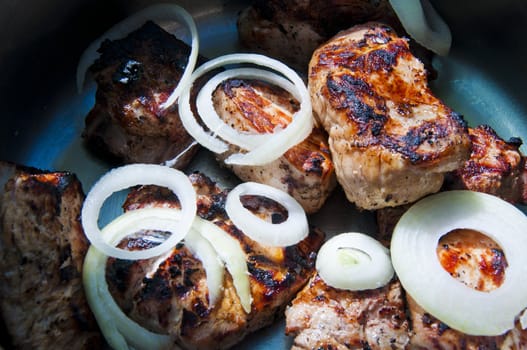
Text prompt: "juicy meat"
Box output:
[[309, 23, 471, 210], [285, 274, 410, 349], [0, 161, 101, 349], [83, 21, 199, 167], [212, 78, 336, 214], [106, 172, 325, 349]]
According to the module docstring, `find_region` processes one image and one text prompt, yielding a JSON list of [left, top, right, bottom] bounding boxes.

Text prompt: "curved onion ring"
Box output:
[[225, 182, 308, 247], [178, 53, 313, 166], [389, 0, 452, 56], [83, 209, 177, 350], [391, 190, 527, 336], [81, 164, 197, 260], [76, 2, 199, 109], [316, 232, 394, 291]]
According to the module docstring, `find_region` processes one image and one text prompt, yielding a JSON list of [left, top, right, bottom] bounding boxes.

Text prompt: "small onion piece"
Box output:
[[389, 0, 452, 56], [76, 2, 199, 108], [193, 217, 252, 314], [225, 182, 308, 247], [178, 53, 313, 166], [391, 190, 527, 336], [81, 164, 197, 260], [316, 233, 394, 291]]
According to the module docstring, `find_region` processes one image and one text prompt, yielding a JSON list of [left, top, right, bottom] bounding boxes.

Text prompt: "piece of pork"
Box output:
[[105, 172, 325, 349], [0, 161, 101, 349], [309, 22, 471, 210], [212, 78, 336, 214], [83, 21, 200, 168]]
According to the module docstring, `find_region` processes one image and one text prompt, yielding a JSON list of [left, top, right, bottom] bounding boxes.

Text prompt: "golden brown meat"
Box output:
[[212, 78, 336, 214], [106, 172, 325, 349], [309, 23, 470, 210], [0, 161, 101, 349]]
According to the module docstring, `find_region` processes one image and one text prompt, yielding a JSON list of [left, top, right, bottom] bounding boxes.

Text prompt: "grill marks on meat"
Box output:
[[0, 161, 101, 349], [83, 21, 199, 167], [105, 172, 325, 349], [212, 78, 336, 214], [309, 23, 470, 210]]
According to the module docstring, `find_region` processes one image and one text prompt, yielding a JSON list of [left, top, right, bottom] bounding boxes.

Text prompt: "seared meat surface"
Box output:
[[212, 78, 336, 214], [0, 161, 101, 349], [309, 23, 470, 210], [106, 172, 325, 349], [83, 21, 200, 167]]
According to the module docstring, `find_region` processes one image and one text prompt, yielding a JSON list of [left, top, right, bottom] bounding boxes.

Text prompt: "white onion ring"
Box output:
[[389, 0, 452, 56], [76, 2, 199, 107], [391, 190, 527, 336], [225, 182, 308, 247], [178, 53, 313, 166], [316, 232, 394, 291], [81, 164, 197, 260]]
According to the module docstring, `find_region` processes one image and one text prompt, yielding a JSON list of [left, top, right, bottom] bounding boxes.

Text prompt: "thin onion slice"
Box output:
[[316, 233, 394, 291], [225, 182, 308, 247], [83, 209, 177, 350], [76, 2, 199, 108], [391, 190, 527, 336], [81, 164, 197, 260], [389, 0, 452, 56], [178, 53, 313, 166], [193, 217, 252, 314]]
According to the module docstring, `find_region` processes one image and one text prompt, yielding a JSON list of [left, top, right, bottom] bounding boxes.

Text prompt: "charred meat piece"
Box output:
[[83, 21, 200, 168], [212, 78, 336, 214], [106, 172, 325, 349], [309, 23, 470, 210], [0, 161, 101, 349]]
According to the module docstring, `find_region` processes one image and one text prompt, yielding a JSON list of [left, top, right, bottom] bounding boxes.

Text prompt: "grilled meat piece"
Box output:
[[285, 274, 410, 349], [0, 161, 101, 349], [83, 21, 200, 167], [212, 78, 336, 214], [309, 23, 470, 210], [106, 172, 325, 349]]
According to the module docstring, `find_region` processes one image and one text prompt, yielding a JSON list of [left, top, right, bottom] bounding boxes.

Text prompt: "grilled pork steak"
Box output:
[[212, 78, 336, 214], [309, 23, 470, 210], [106, 172, 325, 349], [83, 21, 200, 167], [0, 161, 101, 349]]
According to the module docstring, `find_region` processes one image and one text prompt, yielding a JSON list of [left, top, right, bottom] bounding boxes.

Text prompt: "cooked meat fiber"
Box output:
[[106, 172, 325, 349], [0, 161, 101, 349], [83, 21, 200, 167], [212, 78, 336, 214], [309, 23, 471, 210]]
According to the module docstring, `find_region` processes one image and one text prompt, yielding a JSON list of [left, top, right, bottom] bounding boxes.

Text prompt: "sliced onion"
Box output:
[[185, 228, 224, 306], [193, 217, 252, 314], [316, 233, 394, 291], [225, 182, 308, 247], [178, 53, 313, 166], [81, 164, 197, 260], [391, 190, 527, 336], [76, 2, 199, 107], [389, 0, 452, 56]]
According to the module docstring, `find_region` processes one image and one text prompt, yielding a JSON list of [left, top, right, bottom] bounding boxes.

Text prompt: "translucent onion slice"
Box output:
[[178, 53, 313, 166], [391, 190, 527, 336], [83, 209, 177, 350], [193, 217, 252, 314], [76, 2, 199, 107], [225, 182, 308, 247], [184, 228, 224, 306], [81, 164, 197, 260], [389, 0, 452, 56], [316, 232, 394, 291]]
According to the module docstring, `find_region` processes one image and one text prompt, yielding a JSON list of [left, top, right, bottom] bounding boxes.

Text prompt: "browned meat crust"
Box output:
[[106, 172, 325, 349], [0, 161, 101, 349], [83, 21, 200, 167]]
